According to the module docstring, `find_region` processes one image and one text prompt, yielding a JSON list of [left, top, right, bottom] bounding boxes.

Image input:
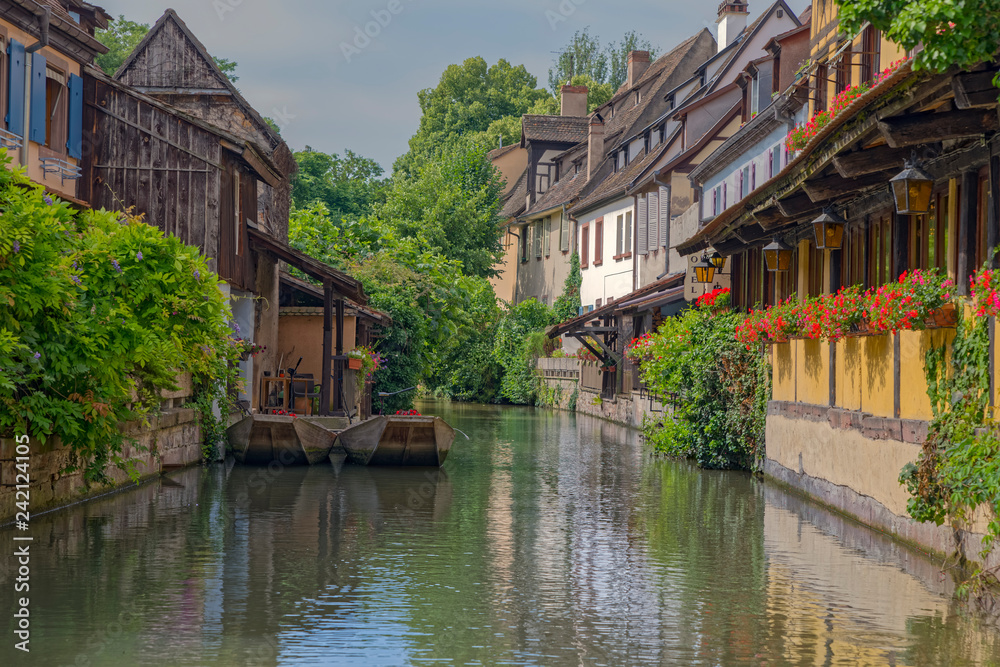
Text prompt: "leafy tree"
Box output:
[[0, 155, 237, 483], [837, 1, 1000, 76], [548, 28, 658, 93], [292, 148, 386, 221], [491, 299, 555, 405], [96, 14, 239, 82], [553, 252, 582, 322], [394, 57, 552, 176], [378, 139, 505, 278]]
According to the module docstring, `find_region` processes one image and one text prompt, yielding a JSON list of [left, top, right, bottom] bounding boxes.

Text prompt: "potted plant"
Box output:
[[348, 346, 382, 396]]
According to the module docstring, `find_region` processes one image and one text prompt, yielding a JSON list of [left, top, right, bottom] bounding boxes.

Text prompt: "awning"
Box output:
[[279, 271, 389, 324], [546, 272, 685, 338], [248, 227, 366, 303]]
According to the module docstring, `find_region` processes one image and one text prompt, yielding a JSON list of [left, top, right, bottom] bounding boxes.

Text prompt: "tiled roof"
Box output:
[[522, 170, 588, 219], [547, 272, 685, 337], [488, 144, 519, 161], [521, 115, 589, 144], [571, 143, 664, 215], [499, 168, 528, 220]]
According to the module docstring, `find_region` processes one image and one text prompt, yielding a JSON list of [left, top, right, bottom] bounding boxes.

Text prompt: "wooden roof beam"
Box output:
[[952, 71, 1000, 109], [878, 108, 999, 148], [775, 191, 821, 219], [833, 143, 941, 179], [801, 170, 893, 203]]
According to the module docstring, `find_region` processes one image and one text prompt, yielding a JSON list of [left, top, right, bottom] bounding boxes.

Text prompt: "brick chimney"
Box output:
[[627, 51, 651, 88], [717, 0, 749, 53], [588, 114, 605, 179], [560, 85, 589, 117]]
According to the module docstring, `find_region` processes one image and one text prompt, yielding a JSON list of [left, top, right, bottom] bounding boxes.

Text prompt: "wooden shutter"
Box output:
[[616, 214, 623, 256], [544, 217, 551, 256], [595, 218, 603, 263], [647, 189, 658, 252], [534, 221, 542, 258], [711, 189, 717, 216], [582, 225, 589, 266], [751, 163, 756, 191], [28, 52, 45, 144], [67, 73, 82, 158], [560, 213, 570, 252], [637, 196, 648, 255], [658, 185, 669, 248], [7, 39, 24, 136], [625, 211, 632, 254]]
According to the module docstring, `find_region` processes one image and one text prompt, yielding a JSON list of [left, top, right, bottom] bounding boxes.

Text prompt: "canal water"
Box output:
[[3, 402, 1000, 665]]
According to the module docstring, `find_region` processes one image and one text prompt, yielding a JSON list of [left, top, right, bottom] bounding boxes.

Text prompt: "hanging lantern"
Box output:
[[763, 238, 793, 272], [709, 250, 727, 271], [889, 152, 934, 215], [693, 255, 716, 283], [812, 208, 846, 250]]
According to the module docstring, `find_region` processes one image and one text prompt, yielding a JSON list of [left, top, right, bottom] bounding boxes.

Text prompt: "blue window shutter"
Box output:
[[7, 39, 25, 136], [28, 53, 46, 144], [67, 74, 82, 158]]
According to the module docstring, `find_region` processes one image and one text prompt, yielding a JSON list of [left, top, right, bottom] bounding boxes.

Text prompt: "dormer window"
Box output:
[[644, 132, 650, 153], [634, 90, 641, 106], [750, 74, 760, 116]]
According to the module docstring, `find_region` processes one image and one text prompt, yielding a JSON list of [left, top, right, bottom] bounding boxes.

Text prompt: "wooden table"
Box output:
[[260, 376, 290, 414]]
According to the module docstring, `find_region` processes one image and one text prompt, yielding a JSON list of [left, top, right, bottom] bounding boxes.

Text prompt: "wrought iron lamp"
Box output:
[[693, 255, 716, 283], [889, 151, 934, 215], [709, 250, 727, 271], [763, 238, 793, 272], [812, 207, 846, 250]]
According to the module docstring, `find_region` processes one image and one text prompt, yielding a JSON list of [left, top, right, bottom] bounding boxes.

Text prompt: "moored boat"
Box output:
[[336, 415, 456, 467], [226, 414, 348, 465]]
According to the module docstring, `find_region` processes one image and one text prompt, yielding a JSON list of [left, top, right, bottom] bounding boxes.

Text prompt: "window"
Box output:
[[581, 224, 590, 268], [770, 145, 780, 178], [624, 211, 633, 255], [45, 66, 67, 152], [978, 169, 990, 267], [868, 212, 893, 287], [521, 225, 529, 263], [835, 45, 852, 94], [534, 220, 543, 259], [544, 217, 551, 257], [807, 242, 825, 297], [750, 74, 760, 116], [814, 63, 828, 113], [616, 214, 624, 257], [859, 26, 881, 85], [560, 214, 570, 252], [772, 51, 781, 94], [594, 218, 604, 265]]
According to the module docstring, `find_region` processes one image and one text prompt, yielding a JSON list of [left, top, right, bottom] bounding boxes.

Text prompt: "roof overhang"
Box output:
[[248, 227, 365, 303]]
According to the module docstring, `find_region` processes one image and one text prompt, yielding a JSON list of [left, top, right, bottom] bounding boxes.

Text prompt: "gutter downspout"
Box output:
[[22, 6, 51, 167], [506, 223, 522, 305]]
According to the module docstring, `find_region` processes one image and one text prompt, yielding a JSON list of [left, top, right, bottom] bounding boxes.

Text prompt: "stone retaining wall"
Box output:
[[0, 407, 204, 524]]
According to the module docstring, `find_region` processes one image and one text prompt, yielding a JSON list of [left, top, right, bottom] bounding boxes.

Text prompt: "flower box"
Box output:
[[924, 303, 958, 329], [347, 357, 363, 370]]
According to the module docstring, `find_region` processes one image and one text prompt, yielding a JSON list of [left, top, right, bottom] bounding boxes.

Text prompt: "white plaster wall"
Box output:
[[578, 197, 636, 309]]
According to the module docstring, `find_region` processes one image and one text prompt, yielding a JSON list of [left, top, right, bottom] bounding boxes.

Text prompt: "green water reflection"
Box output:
[[2, 401, 999, 665]]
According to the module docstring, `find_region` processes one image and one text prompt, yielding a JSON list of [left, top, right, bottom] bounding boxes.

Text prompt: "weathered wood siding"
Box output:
[[115, 16, 225, 91], [81, 76, 256, 292]]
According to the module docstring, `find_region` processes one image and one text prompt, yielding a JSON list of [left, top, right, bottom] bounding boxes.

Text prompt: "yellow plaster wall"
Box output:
[[899, 329, 954, 422], [835, 338, 863, 411], [766, 414, 918, 517], [795, 339, 830, 406], [772, 343, 796, 402], [860, 334, 894, 418]]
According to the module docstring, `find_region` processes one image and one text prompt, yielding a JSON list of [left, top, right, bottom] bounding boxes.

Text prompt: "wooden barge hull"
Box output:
[[336, 416, 455, 467], [226, 415, 348, 465]]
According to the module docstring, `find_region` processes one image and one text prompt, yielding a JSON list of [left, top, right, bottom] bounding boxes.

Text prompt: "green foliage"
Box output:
[[292, 148, 386, 221], [901, 312, 1000, 556], [377, 139, 505, 278], [634, 308, 770, 470], [548, 28, 658, 93], [553, 252, 582, 322], [395, 57, 551, 177], [0, 155, 237, 482], [491, 299, 555, 405], [95, 14, 239, 82], [836, 0, 1000, 76]]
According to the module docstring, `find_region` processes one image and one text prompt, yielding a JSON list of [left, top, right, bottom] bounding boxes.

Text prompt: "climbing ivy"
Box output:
[[901, 312, 1000, 566]]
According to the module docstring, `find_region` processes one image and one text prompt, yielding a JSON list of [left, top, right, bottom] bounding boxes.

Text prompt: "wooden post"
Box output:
[[334, 298, 345, 414], [989, 152, 1000, 268], [320, 281, 333, 416], [958, 169, 979, 294], [893, 213, 909, 277]]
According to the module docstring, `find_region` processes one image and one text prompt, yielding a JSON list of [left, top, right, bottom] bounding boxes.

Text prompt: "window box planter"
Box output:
[[924, 302, 958, 329], [347, 358, 363, 371]]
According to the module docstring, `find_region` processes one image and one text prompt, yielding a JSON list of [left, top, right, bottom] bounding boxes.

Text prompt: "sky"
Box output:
[[97, 0, 811, 173]]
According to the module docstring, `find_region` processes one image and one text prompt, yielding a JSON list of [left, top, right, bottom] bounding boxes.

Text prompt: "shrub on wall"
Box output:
[[628, 303, 770, 470], [0, 155, 237, 483]]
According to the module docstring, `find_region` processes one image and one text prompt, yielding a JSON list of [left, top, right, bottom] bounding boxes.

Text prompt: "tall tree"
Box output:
[[96, 15, 239, 82], [394, 57, 551, 176], [836, 0, 1000, 75], [548, 28, 658, 93], [292, 148, 386, 221]]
